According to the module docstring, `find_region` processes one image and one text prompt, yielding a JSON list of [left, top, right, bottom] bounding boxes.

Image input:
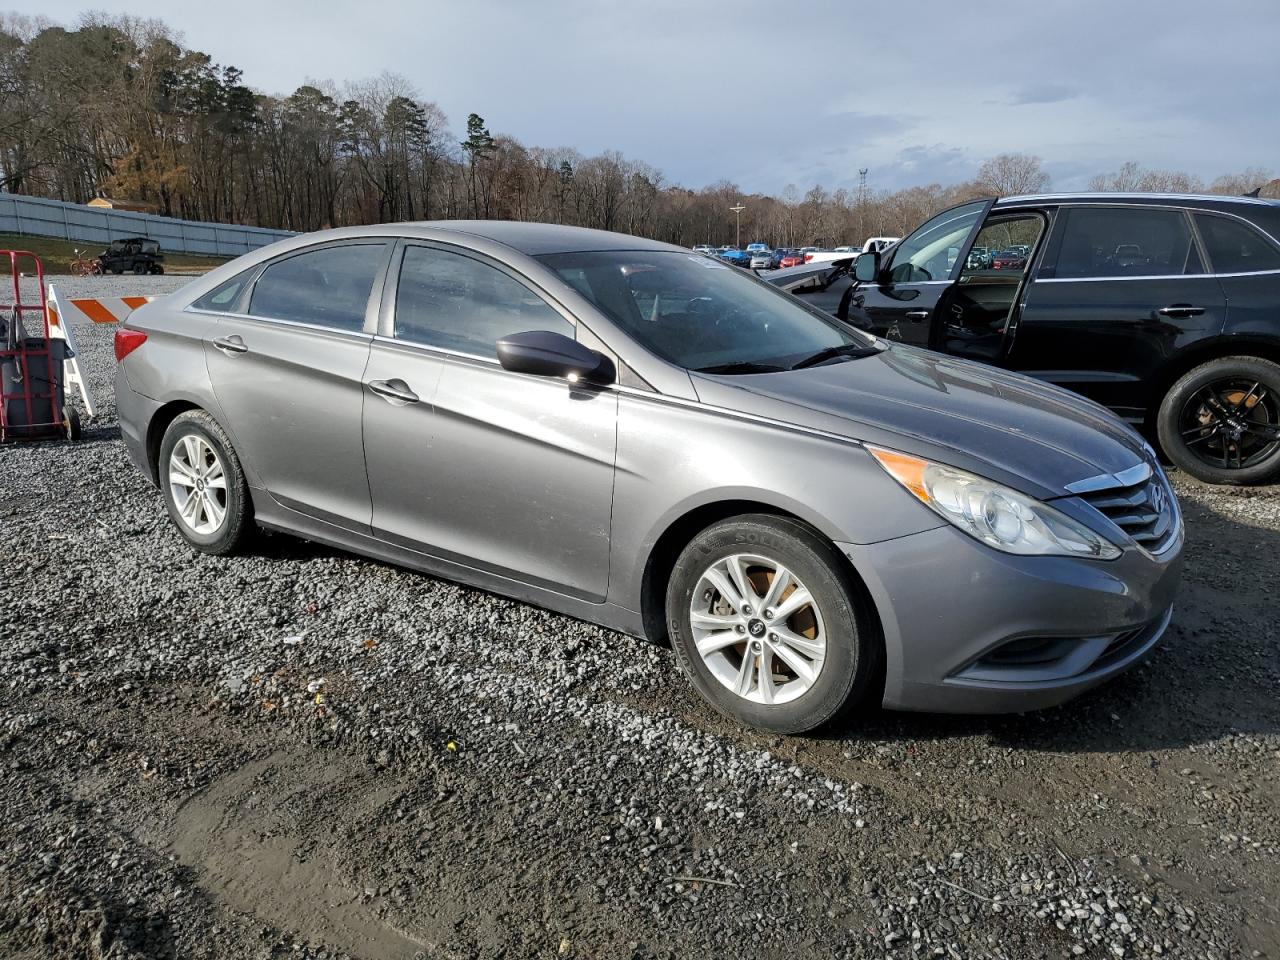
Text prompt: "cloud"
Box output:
[[1007, 82, 1080, 105]]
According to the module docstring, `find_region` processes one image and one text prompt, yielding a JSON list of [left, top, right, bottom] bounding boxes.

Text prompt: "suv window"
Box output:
[[1050, 207, 1198, 279], [1196, 214, 1280, 274], [887, 200, 988, 283], [248, 243, 387, 331], [395, 245, 573, 357]]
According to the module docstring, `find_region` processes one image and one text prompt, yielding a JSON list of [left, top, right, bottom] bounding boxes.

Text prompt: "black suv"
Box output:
[[843, 193, 1280, 484]]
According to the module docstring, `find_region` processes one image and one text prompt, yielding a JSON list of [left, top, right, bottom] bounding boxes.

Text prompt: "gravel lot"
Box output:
[[1, 276, 1278, 959]]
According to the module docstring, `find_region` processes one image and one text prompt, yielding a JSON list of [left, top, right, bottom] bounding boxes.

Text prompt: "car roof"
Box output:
[[995, 192, 1274, 210], [412, 220, 682, 256]]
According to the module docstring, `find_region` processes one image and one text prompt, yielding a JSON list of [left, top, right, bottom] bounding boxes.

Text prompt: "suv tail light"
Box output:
[[114, 328, 147, 362]]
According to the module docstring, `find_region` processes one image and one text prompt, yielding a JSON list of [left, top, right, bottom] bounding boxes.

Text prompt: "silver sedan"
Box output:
[[114, 222, 1183, 732]]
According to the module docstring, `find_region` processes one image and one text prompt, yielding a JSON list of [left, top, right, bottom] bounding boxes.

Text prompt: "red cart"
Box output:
[[0, 250, 80, 442]]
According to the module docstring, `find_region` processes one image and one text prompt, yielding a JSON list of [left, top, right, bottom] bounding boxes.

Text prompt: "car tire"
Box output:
[[1156, 356, 1280, 485], [158, 410, 253, 555], [133, 262, 147, 275], [665, 514, 879, 734]]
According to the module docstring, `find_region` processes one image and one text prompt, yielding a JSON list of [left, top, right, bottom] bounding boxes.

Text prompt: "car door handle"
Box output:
[[367, 378, 420, 405], [905, 310, 930, 320], [211, 335, 248, 354], [1156, 305, 1205, 318]]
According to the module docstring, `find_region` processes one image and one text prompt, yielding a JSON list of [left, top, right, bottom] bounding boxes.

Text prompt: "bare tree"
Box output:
[[976, 153, 1050, 196]]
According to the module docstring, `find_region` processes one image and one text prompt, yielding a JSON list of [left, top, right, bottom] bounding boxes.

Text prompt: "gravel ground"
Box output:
[[1, 276, 1278, 960]]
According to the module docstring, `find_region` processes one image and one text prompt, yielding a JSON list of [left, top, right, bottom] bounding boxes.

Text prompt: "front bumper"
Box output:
[[839, 521, 1183, 714]]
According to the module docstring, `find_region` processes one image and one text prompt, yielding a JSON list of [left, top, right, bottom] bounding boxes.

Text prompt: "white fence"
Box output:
[[0, 193, 296, 257]]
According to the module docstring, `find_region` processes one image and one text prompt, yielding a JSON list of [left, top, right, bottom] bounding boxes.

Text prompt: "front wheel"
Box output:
[[1156, 356, 1280, 485], [158, 410, 253, 555], [666, 514, 879, 734]]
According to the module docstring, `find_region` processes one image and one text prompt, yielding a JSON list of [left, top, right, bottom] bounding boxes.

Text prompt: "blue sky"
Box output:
[[22, 0, 1280, 194]]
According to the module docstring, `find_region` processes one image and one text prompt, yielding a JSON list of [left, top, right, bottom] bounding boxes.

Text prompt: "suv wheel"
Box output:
[[666, 514, 879, 733], [158, 410, 252, 554], [1157, 356, 1280, 485]]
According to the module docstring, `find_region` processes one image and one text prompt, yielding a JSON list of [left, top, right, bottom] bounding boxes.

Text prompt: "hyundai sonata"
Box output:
[[115, 222, 1183, 732]]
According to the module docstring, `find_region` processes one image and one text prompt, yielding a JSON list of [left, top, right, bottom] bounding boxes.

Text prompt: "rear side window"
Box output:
[[1196, 214, 1280, 274], [394, 245, 573, 357], [248, 243, 387, 331], [192, 270, 253, 313], [1050, 207, 1198, 279]]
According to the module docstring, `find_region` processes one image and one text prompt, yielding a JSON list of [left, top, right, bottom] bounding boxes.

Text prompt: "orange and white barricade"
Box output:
[[45, 283, 155, 418]]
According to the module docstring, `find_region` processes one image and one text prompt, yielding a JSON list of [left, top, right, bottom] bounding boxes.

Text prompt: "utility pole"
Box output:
[[729, 202, 745, 248], [857, 169, 868, 242]]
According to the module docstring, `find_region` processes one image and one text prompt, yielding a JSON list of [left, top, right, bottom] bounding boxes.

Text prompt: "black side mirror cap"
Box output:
[[853, 251, 880, 283], [496, 329, 616, 385]]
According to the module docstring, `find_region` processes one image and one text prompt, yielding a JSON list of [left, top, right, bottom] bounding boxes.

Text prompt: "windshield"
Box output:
[[538, 250, 873, 372]]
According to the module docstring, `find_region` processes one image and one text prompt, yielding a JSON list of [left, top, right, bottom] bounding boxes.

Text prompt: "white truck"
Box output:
[[803, 236, 900, 265]]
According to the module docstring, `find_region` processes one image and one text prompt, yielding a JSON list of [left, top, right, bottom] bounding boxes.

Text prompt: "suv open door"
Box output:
[[848, 199, 993, 347]]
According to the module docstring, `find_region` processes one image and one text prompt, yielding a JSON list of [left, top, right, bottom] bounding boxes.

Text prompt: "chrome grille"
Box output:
[[1077, 468, 1178, 553]]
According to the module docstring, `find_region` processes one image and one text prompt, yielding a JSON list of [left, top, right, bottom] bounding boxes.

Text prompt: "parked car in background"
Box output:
[[966, 245, 993, 269], [863, 237, 900, 254], [719, 248, 751, 267], [745, 242, 770, 254], [749, 249, 774, 270], [991, 248, 1026, 270], [692, 245, 717, 255], [846, 192, 1280, 484], [115, 221, 1183, 733], [805, 237, 900, 266], [779, 251, 806, 268]]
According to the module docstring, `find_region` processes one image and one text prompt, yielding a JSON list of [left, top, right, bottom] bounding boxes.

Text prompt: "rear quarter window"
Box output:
[[1196, 214, 1280, 274]]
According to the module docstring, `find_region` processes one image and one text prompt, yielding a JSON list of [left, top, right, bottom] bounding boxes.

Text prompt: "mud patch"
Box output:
[[172, 751, 432, 960]]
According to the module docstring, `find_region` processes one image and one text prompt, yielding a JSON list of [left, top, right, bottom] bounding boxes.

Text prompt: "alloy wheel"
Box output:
[[168, 434, 228, 535], [1178, 378, 1280, 471], [689, 553, 827, 705]]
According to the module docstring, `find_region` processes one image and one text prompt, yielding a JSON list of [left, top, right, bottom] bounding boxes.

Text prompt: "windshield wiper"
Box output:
[[695, 360, 789, 375], [789, 343, 880, 370]]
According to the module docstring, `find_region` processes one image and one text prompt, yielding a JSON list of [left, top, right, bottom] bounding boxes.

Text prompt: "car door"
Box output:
[[935, 210, 1047, 363], [1010, 204, 1227, 422], [851, 199, 993, 347], [202, 240, 390, 532], [362, 241, 618, 602]]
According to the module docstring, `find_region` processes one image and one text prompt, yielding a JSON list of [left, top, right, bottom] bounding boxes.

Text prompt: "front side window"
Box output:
[[248, 243, 387, 332], [1196, 214, 1280, 274], [394, 245, 573, 357], [960, 216, 1043, 279], [538, 250, 873, 372], [886, 200, 989, 283], [1050, 207, 1198, 279]]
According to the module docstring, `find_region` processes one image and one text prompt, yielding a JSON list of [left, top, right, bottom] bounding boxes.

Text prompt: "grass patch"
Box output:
[[0, 233, 229, 275]]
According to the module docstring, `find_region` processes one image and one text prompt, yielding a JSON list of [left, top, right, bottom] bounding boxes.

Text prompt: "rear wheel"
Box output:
[[158, 410, 252, 555], [1157, 356, 1280, 485], [64, 408, 81, 442], [133, 261, 147, 275], [666, 514, 879, 733]]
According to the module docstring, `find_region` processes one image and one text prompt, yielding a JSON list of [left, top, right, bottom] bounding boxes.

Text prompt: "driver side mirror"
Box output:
[[496, 329, 616, 385], [853, 251, 880, 283]]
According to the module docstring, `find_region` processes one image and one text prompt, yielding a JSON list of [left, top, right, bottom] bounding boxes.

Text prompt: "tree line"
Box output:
[[1, 12, 1275, 249]]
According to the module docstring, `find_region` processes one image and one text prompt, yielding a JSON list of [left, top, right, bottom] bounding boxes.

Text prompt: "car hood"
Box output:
[[690, 344, 1152, 500]]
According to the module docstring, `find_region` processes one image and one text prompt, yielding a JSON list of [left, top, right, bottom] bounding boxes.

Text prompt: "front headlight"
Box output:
[[868, 447, 1121, 560]]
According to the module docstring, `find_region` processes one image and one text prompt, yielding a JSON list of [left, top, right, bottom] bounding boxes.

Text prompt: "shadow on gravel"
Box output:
[[817, 505, 1280, 755]]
